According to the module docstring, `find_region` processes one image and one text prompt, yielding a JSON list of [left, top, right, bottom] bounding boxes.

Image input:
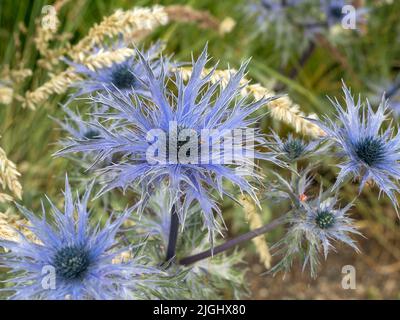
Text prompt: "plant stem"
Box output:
[[179, 217, 286, 266], [166, 204, 179, 262]]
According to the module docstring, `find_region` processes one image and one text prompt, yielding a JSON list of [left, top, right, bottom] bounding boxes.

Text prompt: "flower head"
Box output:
[[289, 193, 360, 277], [321, 0, 346, 27], [53, 106, 120, 170], [66, 42, 166, 98], [315, 84, 400, 209], [0, 176, 164, 299], [245, 1, 311, 61], [271, 184, 360, 277], [56, 46, 279, 239], [298, 194, 360, 257], [268, 132, 327, 163]]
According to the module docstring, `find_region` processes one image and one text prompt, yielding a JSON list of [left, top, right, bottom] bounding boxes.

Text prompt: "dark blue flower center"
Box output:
[[315, 210, 335, 229], [110, 66, 137, 90], [83, 129, 101, 140], [354, 136, 385, 166], [282, 138, 306, 160], [53, 245, 90, 280], [329, 4, 343, 20], [261, 0, 272, 10]]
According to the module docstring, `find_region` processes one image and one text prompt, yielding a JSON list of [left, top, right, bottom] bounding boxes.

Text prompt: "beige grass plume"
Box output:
[[24, 5, 231, 109], [0, 210, 37, 243], [240, 195, 272, 269], [0, 68, 32, 105], [177, 66, 324, 137], [0, 85, 13, 105], [0, 147, 22, 201], [23, 47, 137, 109], [69, 6, 169, 60]]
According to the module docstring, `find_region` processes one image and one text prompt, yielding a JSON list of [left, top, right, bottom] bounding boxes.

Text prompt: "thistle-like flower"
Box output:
[[321, 0, 368, 29], [289, 194, 360, 277], [0, 176, 164, 300], [298, 195, 360, 255], [321, 0, 347, 27], [53, 106, 120, 170], [245, 0, 310, 61], [268, 132, 327, 163], [271, 184, 360, 277], [66, 43, 166, 98], [314, 84, 400, 208], [56, 46, 279, 238]]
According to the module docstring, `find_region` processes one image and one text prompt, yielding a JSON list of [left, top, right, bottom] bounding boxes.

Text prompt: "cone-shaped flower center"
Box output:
[[329, 4, 343, 20], [354, 136, 385, 166], [261, 0, 273, 9], [111, 66, 137, 90], [83, 129, 101, 140], [315, 210, 336, 229], [53, 245, 90, 280], [282, 138, 306, 160]]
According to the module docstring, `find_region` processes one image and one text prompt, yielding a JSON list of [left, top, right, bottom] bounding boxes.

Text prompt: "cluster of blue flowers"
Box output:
[[2, 37, 400, 299]]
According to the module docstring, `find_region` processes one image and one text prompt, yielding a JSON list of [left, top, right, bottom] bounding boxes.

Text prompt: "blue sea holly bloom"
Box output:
[[289, 194, 360, 277], [66, 42, 166, 98], [321, 0, 346, 27], [246, 1, 307, 35], [300, 195, 360, 259], [321, 0, 368, 30], [53, 106, 121, 170], [0, 176, 164, 300], [271, 183, 360, 278], [314, 84, 400, 209], [56, 46, 280, 239], [268, 132, 328, 163]]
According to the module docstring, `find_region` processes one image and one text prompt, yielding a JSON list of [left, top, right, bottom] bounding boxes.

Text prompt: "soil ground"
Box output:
[[248, 239, 400, 299]]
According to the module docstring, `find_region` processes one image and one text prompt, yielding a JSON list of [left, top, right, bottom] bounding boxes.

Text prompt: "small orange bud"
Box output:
[[299, 194, 308, 202]]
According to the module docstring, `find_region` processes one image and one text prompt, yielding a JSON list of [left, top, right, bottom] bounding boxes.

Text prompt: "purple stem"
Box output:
[[179, 217, 286, 266]]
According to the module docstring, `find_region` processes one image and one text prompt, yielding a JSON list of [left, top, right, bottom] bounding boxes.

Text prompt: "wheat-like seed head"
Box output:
[[69, 6, 168, 60], [240, 195, 272, 269], [0, 210, 37, 243], [177, 66, 325, 137], [0, 147, 22, 201], [23, 68, 82, 110], [0, 86, 13, 105], [23, 47, 138, 109]]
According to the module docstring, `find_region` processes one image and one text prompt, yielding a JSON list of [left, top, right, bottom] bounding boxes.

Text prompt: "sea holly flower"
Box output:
[[298, 194, 360, 258], [289, 195, 360, 277], [321, 0, 368, 30], [321, 0, 347, 27], [271, 185, 360, 277], [56, 46, 280, 239], [65, 42, 167, 98], [0, 176, 166, 300], [247, 0, 305, 28], [313, 84, 400, 209], [268, 132, 328, 163], [245, 0, 311, 61], [53, 106, 121, 170]]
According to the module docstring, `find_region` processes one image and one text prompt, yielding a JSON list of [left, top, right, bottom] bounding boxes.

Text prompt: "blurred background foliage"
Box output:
[[1, 0, 400, 298]]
